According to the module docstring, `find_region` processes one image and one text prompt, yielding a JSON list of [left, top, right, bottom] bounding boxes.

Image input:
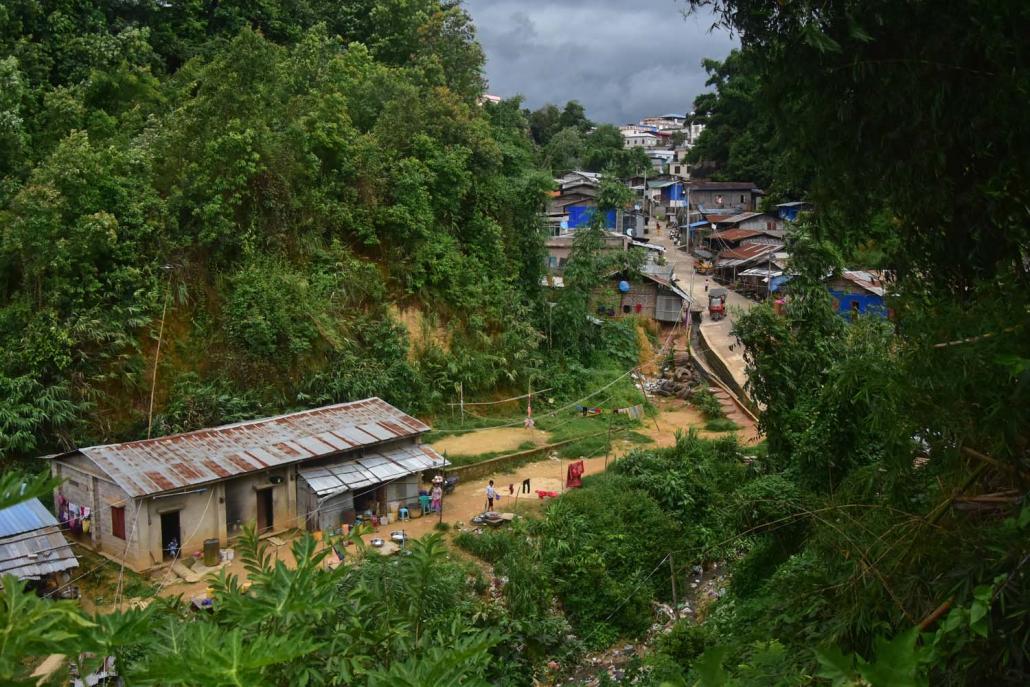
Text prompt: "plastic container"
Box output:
[[203, 538, 219, 567]]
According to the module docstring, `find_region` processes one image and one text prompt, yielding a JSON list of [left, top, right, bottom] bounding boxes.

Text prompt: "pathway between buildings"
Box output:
[[650, 228, 754, 393]]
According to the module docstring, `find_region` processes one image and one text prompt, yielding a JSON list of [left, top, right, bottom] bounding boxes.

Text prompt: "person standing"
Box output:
[[431, 482, 443, 513], [486, 480, 498, 511]]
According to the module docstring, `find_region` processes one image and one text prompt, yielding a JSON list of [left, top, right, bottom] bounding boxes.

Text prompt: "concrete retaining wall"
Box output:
[[692, 327, 760, 417]]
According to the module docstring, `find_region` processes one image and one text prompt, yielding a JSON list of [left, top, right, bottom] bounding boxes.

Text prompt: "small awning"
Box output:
[[297, 444, 449, 498]]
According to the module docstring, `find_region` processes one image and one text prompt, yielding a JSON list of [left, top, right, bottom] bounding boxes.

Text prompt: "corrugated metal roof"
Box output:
[[58, 399, 430, 498], [644, 273, 692, 304], [685, 181, 760, 192], [0, 498, 60, 538], [0, 522, 78, 581], [840, 270, 887, 297], [298, 444, 449, 498], [710, 228, 765, 243], [717, 243, 784, 268], [719, 211, 769, 224]]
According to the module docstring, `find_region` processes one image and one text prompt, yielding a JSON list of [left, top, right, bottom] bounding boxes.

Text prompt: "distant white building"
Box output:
[[641, 114, 687, 130], [622, 130, 659, 148]]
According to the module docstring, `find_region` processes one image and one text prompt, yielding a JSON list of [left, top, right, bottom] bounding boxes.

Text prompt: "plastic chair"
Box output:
[[398, 507, 410, 521], [419, 494, 431, 515]]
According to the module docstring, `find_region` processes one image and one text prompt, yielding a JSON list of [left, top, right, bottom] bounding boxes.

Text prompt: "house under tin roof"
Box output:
[[0, 498, 78, 581], [54, 398, 432, 498]]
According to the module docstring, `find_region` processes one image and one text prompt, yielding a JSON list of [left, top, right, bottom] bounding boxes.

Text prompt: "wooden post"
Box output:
[[604, 412, 613, 469], [459, 382, 464, 427], [669, 552, 679, 619]]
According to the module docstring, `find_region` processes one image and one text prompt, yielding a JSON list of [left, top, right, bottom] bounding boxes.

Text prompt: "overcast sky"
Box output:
[[463, 0, 738, 124]]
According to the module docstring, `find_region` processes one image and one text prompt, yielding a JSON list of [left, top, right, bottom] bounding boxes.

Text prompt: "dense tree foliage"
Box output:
[[687, 50, 807, 198], [0, 1, 605, 461], [673, 0, 1030, 684], [525, 101, 650, 177]]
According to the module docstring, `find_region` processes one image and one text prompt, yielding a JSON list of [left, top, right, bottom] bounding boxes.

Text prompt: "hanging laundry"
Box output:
[[616, 404, 645, 420], [576, 406, 603, 417], [566, 460, 585, 488]]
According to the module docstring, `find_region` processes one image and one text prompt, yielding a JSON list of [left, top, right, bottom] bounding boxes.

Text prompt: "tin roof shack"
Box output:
[[47, 399, 447, 572], [827, 270, 889, 319], [714, 242, 785, 284], [593, 270, 692, 324], [0, 497, 78, 591], [545, 232, 631, 273], [684, 181, 763, 213]]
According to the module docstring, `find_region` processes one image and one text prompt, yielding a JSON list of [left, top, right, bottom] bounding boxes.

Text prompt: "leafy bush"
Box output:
[[691, 387, 725, 420], [705, 418, 740, 432]]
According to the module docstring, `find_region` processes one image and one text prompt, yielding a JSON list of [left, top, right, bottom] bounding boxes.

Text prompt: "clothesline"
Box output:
[[433, 315, 685, 436], [447, 388, 554, 407]]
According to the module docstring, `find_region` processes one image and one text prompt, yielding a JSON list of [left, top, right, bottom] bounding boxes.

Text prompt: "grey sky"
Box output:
[[463, 0, 738, 124]]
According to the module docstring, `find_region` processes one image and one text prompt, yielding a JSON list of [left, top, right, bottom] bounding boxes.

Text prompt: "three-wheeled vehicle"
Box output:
[[708, 287, 728, 321]]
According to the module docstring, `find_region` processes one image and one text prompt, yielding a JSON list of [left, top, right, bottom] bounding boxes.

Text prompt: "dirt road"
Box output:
[[652, 231, 755, 391]]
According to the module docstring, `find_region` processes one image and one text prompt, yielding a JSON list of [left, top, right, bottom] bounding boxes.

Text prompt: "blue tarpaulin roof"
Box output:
[[689, 220, 710, 228]]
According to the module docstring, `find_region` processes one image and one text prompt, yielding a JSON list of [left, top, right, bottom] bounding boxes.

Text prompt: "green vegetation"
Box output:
[[703, 418, 740, 432], [0, 1, 646, 464], [526, 100, 651, 177], [690, 387, 725, 420], [1, 0, 1026, 685]]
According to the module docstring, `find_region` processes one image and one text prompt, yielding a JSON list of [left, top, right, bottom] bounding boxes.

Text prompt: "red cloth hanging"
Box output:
[[566, 460, 585, 489]]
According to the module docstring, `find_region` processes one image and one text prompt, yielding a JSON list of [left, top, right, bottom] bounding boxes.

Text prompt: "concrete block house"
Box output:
[[48, 399, 447, 571]]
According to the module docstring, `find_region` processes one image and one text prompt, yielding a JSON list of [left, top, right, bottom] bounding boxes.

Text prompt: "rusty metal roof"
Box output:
[[709, 228, 765, 243], [59, 399, 431, 498], [717, 242, 784, 268]]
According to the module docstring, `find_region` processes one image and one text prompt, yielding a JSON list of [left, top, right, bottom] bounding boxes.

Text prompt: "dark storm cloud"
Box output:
[[463, 0, 738, 124]]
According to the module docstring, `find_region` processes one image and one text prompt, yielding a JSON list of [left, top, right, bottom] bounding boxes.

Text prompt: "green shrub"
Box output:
[[705, 418, 740, 432], [691, 387, 725, 420]]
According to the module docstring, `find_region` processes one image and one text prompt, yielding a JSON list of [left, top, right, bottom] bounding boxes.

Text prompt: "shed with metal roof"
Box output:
[[47, 398, 442, 571], [0, 497, 78, 584]]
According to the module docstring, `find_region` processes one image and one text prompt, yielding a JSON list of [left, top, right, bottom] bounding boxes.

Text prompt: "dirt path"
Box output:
[[431, 426, 550, 456]]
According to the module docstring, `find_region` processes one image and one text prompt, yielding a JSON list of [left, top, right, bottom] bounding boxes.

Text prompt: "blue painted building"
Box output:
[[568, 204, 617, 229], [776, 201, 813, 222], [827, 271, 889, 319]]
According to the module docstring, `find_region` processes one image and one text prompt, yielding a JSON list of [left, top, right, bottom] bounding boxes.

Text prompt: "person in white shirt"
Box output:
[[485, 480, 499, 511]]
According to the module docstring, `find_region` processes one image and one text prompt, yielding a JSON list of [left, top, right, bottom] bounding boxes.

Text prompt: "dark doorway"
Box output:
[[256, 488, 274, 533], [160, 511, 181, 559]]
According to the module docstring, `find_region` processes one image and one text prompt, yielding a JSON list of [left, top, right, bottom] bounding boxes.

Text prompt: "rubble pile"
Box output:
[[642, 353, 705, 400]]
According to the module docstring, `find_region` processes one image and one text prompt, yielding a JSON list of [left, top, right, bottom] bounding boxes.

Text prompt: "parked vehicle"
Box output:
[[443, 475, 459, 494], [708, 287, 728, 321]]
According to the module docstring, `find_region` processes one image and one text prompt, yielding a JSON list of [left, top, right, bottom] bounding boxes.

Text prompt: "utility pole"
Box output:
[[547, 302, 556, 351], [604, 412, 613, 469], [438, 485, 444, 525], [669, 552, 679, 619], [147, 264, 175, 439]]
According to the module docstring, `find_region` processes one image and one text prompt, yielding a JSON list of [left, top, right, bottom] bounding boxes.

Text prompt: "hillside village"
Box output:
[[0, 1, 1025, 686]]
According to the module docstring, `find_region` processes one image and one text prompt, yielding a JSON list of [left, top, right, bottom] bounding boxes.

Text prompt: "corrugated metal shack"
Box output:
[[47, 398, 448, 571], [0, 497, 78, 589]]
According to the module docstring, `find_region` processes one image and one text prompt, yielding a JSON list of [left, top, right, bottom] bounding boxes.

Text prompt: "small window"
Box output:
[[548, 256, 558, 267], [558, 257, 568, 267], [740, 194, 746, 203], [111, 506, 126, 540]]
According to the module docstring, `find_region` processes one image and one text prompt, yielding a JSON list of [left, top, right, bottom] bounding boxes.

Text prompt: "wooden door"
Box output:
[[256, 488, 274, 533]]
